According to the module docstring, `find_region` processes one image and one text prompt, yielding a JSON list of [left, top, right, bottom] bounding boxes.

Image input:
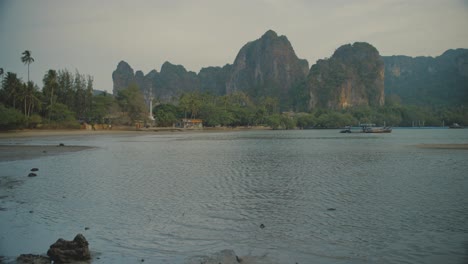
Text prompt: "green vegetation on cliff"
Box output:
[[306, 42, 384, 110], [383, 49, 468, 106]]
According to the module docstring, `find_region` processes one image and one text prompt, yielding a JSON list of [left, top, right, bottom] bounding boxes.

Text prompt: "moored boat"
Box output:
[[363, 126, 392, 133], [449, 123, 464, 129]]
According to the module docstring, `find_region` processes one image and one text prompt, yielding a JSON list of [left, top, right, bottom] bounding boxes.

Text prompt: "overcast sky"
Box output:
[[1, 0, 467, 93]]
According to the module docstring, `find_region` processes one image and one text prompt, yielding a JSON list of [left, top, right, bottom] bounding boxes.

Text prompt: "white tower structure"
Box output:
[[148, 86, 155, 121]]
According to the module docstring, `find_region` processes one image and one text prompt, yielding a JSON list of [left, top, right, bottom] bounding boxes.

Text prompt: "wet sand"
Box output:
[[0, 145, 95, 162], [414, 144, 468, 149], [0, 129, 145, 139], [0, 126, 270, 139]]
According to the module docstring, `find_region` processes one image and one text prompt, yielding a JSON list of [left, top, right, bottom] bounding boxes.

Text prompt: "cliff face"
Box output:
[[112, 61, 136, 95], [112, 61, 201, 102], [154, 62, 200, 101], [226, 30, 309, 107], [199, 64, 232, 96], [383, 49, 468, 105], [112, 30, 308, 107], [112, 32, 467, 110], [306, 42, 385, 110]]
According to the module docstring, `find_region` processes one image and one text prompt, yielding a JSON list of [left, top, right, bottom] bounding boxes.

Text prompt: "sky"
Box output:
[[1, 0, 467, 93]]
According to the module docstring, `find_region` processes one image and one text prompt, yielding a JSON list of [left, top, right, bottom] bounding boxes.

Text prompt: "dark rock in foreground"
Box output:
[[47, 234, 90, 263], [28, 173, 37, 177], [16, 254, 50, 264]]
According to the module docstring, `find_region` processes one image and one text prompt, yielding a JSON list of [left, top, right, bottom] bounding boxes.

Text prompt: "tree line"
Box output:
[[155, 91, 468, 129], [1, 50, 467, 130]]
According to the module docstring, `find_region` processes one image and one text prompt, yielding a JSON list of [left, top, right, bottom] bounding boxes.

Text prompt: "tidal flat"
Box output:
[[1, 128, 467, 263]]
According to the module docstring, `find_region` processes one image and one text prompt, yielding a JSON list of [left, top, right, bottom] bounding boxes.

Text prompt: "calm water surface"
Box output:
[[1, 129, 468, 263]]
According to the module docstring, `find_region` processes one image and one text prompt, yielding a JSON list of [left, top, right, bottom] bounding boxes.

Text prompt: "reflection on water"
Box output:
[[1, 129, 468, 263]]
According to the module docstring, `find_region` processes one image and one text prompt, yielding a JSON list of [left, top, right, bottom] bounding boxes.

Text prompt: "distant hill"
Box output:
[[92, 89, 107, 96], [112, 30, 467, 110], [383, 49, 468, 106]]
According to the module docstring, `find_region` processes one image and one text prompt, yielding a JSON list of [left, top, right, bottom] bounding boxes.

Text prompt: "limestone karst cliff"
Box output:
[[383, 48, 468, 105], [306, 42, 385, 110], [112, 31, 466, 110], [226, 30, 309, 107]]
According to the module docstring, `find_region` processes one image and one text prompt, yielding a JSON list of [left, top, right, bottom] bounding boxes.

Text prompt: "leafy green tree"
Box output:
[[21, 50, 34, 82], [18, 81, 41, 117], [57, 69, 74, 108], [1, 72, 22, 109], [117, 84, 147, 124], [48, 103, 75, 122], [89, 92, 118, 124], [179, 92, 203, 118], [0, 104, 26, 129], [295, 113, 316, 129], [154, 104, 180, 127], [43, 69, 58, 107], [266, 114, 282, 129]]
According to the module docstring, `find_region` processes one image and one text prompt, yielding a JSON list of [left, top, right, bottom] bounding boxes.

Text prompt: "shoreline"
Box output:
[[0, 126, 271, 139]]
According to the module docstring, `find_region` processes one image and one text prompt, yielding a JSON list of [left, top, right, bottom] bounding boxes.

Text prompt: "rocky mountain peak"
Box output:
[[112, 60, 136, 95], [226, 30, 309, 108]]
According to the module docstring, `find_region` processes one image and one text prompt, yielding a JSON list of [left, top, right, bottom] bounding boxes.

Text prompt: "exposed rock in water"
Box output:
[[47, 234, 91, 263], [28, 173, 37, 177], [31, 168, 39, 172], [16, 254, 50, 264], [306, 42, 385, 110]]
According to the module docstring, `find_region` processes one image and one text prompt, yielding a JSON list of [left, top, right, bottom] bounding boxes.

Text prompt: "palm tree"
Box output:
[[21, 50, 35, 82]]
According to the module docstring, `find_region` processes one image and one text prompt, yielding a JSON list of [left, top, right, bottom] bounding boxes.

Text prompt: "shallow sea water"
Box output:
[[1, 129, 468, 263]]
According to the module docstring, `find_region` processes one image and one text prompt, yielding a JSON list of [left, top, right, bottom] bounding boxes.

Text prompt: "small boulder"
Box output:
[[58, 143, 65, 147], [47, 234, 91, 263], [28, 173, 37, 177], [31, 168, 39, 172]]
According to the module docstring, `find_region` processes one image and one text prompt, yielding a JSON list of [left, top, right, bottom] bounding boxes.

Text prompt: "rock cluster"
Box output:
[[47, 234, 91, 263]]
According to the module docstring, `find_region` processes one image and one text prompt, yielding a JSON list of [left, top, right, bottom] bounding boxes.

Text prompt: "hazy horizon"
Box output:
[[1, 0, 467, 93]]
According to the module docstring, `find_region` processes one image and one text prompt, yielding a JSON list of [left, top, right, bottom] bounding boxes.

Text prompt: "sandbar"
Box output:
[[414, 144, 468, 149], [0, 145, 95, 162]]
